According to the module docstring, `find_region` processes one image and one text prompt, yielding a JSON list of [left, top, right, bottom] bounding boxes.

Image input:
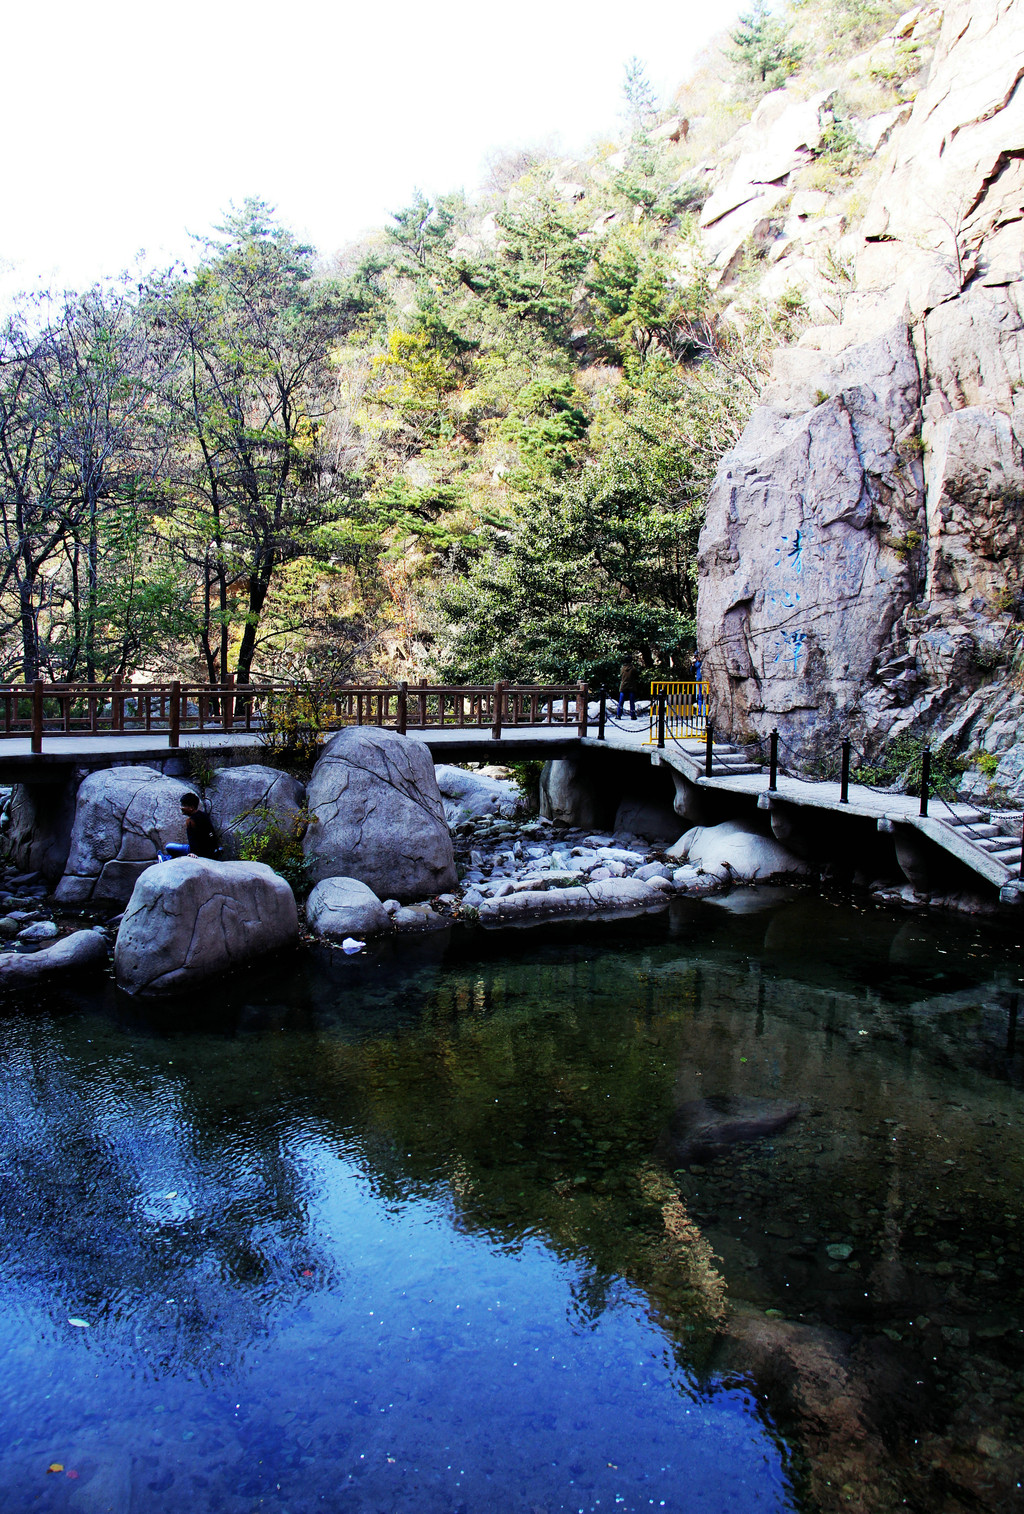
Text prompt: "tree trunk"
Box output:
[[234, 566, 272, 685], [18, 570, 37, 683]]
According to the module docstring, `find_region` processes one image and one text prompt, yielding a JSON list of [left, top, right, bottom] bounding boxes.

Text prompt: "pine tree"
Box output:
[[730, 0, 804, 87]]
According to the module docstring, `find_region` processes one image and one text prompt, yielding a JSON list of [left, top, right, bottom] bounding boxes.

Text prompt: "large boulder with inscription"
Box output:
[[56, 767, 193, 907], [207, 764, 306, 860], [114, 858, 298, 995], [303, 728, 457, 902]]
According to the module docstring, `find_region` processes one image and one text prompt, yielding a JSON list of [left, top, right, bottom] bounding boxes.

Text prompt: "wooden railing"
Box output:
[[2, 678, 592, 753]]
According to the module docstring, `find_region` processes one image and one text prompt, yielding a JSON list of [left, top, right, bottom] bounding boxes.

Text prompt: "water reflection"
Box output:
[[0, 891, 1021, 1512]]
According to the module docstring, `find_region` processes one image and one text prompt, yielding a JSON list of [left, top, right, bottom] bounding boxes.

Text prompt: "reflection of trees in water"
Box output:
[[0, 1020, 331, 1379], [2, 896, 1022, 1510]]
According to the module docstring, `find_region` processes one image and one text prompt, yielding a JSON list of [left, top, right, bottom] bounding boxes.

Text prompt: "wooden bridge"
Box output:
[[0, 676, 1019, 905], [1, 678, 594, 752]]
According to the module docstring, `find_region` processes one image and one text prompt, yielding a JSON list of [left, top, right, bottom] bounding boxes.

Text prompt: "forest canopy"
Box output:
[[0, 0, 911, 690]]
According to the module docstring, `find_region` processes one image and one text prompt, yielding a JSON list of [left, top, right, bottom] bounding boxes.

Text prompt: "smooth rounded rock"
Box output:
[[667, 821, 808, 881], [306, 877, 391, 941], [207, 765, 306, 860], [56, 767, 193, 908], [18, 921, 58, 942], [0, 930, 108, 990]]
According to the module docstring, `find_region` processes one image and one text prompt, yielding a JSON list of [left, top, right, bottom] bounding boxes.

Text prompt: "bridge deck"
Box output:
[[0, 720, 1017, 900]]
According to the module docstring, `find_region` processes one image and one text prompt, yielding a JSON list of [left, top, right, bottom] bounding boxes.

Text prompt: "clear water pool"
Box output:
[[1, 888, 1022, 1513]]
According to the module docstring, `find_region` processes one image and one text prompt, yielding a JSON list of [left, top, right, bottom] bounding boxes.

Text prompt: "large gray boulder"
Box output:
[[114, 858, 298, 996], [56, 768, 193, 907], [207, 764, 306, 860], [0, 929, 108, 990], [306, 877, 391, 941], [667, 821, 808, 881], [435, 764, 525, 823], [303, 728, 457, 902]]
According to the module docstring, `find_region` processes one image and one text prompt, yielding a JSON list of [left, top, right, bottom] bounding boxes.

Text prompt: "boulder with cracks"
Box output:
[[114, 858, 298, 995]]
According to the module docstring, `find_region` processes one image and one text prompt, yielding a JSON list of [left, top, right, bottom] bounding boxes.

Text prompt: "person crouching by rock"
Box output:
[[180, 792, 219, 859], [617, 656, 639, 720]]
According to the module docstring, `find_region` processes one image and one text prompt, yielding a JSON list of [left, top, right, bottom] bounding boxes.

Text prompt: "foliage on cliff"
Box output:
[[0, 0, 924, 689]]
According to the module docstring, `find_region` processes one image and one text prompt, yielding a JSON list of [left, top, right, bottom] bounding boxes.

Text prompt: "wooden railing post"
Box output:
[[112, 673, 123, 734], [397, 680, 408, 736], [577, 681, 588, 737], [224, 672, 235, 731], [31, 679, 43, 754], [169, 681, 181, 748], [491, 681, 504, 740]]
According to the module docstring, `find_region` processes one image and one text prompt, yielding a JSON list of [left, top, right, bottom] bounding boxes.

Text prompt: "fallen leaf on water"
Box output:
[[301, 1270, 314, 1277], [66, 1470, 79, 1479], [47, 1464, 64, 1474], [67, 1317, 90, 1328]]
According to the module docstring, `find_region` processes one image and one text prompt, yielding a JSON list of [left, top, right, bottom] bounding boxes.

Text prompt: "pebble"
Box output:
[[19, 921, 59, 942]]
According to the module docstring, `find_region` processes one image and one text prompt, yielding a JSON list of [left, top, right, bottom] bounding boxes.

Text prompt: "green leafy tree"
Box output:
[[437, 395, 706, 687], [730, 0, 804, 87], [161, 199, 360, 684], [458, 199, 589, 351]]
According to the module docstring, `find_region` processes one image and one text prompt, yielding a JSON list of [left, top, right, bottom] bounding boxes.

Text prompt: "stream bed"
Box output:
[[0, 888, 1022, 1513]]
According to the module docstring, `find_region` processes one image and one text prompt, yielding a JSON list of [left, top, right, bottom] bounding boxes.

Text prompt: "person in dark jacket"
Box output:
[[616, 657, 639, 720], [180, 793, 219, 859]]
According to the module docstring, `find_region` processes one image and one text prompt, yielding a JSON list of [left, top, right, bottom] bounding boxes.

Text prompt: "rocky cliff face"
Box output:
[[697, 0, 1024, 792]]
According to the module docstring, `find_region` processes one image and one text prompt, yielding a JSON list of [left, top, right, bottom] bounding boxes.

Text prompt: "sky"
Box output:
[[1, 0, 743, 296]]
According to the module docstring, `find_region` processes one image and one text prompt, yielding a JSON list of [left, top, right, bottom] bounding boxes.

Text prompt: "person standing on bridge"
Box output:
[[617, 657, 639, 721]]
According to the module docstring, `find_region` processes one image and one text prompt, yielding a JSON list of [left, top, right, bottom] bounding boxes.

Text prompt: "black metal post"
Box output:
[[657, 689, 666, 749], [919, 746, 931, 817], [769, 728, 778, 793], [705, 723, 714, 778], [597, 692, 606, 741], [1019, 815, 1024, 883], [840, 739, 851, 804]]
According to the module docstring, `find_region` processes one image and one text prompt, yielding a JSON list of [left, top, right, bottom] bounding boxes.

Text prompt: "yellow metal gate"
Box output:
[[645, 681, 709, 744]]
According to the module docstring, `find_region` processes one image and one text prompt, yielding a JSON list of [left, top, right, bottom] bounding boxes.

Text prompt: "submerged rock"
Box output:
[[114, 859, 298, 995], [670, 1095, 802, 1162], [478, 875, 666, 924]]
